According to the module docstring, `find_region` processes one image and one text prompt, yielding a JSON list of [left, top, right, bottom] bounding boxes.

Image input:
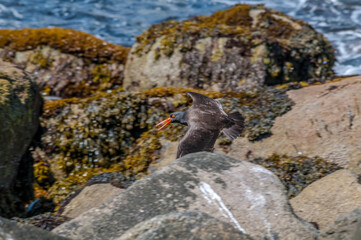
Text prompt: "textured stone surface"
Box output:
[[117, 211, 253, 240], [124, 4, 334, 92], [0, 28, 129, 98], [228, 76, 361, 172], [153, 139, 179, 169], [0, 217, 70, 240], [319, 207, 361, 240], [0, 59, 42, 217], [60, 183, 124, 219], [13, 46, 125, 98], [290, 169, 361, 230], [53, 152, 317, 240]]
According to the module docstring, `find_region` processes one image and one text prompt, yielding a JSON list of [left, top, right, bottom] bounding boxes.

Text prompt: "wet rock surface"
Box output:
[[117, 211, 253, 240], [53, 152, 317, 240], [0, 28, 129, 98], [124, 4, 334, 92], [0, 59, 42, 217], [290, 169, 361, 230], [228, 76, 361, 172], [0, 216, 70, 240]]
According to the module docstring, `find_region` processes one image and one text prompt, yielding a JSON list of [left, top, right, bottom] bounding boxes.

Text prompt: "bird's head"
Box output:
[[156, 112, 187, 130]]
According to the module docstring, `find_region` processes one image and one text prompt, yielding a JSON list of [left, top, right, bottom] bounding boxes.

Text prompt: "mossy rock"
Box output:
[[0, 59, 42, 217], [124, 4, 335, 92], [0, 28, 129, 98], [250, 154, 342, 198], [34, 86, 293, 204]]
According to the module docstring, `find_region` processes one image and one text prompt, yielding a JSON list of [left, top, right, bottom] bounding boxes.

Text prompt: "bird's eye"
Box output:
[[171, 114, 175, 118]]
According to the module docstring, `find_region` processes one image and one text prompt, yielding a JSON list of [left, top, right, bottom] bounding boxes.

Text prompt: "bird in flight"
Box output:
[[156, 92, 244, 158]]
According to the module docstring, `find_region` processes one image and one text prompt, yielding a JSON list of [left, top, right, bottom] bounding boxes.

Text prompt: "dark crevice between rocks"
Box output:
[[129, 126, 147, 141], [13, 150, 35, 213], [357, 174, 361, 184], [1, 120, 44, 219]]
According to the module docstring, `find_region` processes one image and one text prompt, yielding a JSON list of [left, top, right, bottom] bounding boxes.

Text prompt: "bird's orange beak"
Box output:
[[156, 118, 172, 131]]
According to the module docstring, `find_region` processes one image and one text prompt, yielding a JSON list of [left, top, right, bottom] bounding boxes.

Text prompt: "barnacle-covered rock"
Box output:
[[0, 59, 42, 217], [35, 86, 293, 204], [0, 28, 129, 98], [40, 90, 149, 203], [250, 154, 341, 198], [124, 4, 335, 92]]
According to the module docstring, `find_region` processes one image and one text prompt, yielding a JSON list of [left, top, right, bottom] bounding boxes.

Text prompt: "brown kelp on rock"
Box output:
[[35, 86, 293, 204], [124, 4, 335, 92], [39, 90, 149, 203], [0, 28, 129, 98]]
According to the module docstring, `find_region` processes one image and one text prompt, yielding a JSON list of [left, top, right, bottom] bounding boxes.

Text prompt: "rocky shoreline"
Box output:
[[1, 4, 361, 240]]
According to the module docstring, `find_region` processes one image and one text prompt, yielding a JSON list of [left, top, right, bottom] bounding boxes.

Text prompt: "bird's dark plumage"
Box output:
[[156, 91, 244, 158]]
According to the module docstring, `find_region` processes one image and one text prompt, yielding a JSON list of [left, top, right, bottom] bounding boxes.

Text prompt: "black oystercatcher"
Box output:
[[156, 92, 244, 158]]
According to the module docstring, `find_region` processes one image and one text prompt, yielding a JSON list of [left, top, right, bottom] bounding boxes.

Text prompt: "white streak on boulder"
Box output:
[[199, 181, 246, 233]]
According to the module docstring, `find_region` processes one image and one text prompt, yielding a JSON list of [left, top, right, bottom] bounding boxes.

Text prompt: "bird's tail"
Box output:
[[222, 112, 245, 140]]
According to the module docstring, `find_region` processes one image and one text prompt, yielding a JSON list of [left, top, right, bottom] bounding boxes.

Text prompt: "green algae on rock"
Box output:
[[250, 154, 342, 198], [124, 4, 335, 92], [0, 28, 129, 98], [35, 86, 293, 204], [0, 59, 42, 217]]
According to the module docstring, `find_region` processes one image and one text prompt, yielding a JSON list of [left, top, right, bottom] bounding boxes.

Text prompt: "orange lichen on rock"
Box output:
[[42, 97, 79, 118], [0, 27, 129, 64], [209, 4, 252, 26]]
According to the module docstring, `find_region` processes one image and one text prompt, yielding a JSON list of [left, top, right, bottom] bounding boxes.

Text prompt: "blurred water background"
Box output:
[[0, 0, 360, 75]]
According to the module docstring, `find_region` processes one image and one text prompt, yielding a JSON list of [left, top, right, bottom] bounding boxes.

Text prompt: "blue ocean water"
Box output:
[[0, 0, 360, 75]]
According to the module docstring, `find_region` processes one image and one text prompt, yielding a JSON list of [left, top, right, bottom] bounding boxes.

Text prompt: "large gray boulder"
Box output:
[[117, 211, 253, 240], [0, 217, 70, 240], [53, 152, 317, 240], [228, 76, 361, 173], [0, 59, 42, 217]]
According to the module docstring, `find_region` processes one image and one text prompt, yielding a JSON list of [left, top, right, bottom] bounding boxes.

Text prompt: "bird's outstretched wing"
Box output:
[[186, 92, 213, 107], [186, 91, 221, 109], [186, 91, 228, 117], [222, 111, 245, 140], [176, 126, 220, 158]]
